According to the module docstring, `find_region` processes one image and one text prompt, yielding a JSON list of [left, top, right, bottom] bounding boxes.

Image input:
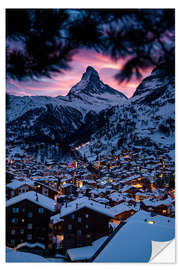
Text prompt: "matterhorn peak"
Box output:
[[67, 65, 127, 98], [86, 66, 98, 74], [81, 66, 100, 81]]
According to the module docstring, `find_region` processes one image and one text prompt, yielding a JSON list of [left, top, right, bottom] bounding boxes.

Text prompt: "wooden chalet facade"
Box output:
[[34, 181, 57, 199], [59, 197, 114, 250], [6, 180, 35, 200], [6, 191, 56, 249], [61, 184, 77, 196], [140, 201, 171, 217]]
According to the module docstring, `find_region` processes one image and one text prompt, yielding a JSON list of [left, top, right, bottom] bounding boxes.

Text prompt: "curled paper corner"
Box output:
[[150, 239, 175, 263]]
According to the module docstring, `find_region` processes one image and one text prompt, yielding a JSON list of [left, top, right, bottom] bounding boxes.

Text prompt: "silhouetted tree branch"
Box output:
[[6, 9, 175, 82]]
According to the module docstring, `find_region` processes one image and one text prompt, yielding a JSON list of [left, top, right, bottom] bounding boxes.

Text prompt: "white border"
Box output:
[[1, 1, 179, 270]]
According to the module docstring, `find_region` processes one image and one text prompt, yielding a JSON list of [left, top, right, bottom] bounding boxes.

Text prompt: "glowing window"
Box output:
[[148, 220, 155, 224]]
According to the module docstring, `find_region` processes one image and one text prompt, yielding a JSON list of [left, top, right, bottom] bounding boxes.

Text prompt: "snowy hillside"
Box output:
[[78, 64, 175, 160], [6, 64, 174, 162]]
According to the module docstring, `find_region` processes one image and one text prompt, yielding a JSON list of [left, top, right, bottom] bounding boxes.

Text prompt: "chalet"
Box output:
[[61, 183, 77, 196], [89, 189, 100, 198], [134, 192, 150, 202], [59, 197, 114, 250], [6, 191, 56, 249], [6, 171, 15, 184], [93, 197, 109, 205], [141, 197, 172, 216], [110, 202, 137, 223], [111, 182, 120, 190], [83, 179, 97, 188], [49, 213, 64, 252], [6, 179, 35, 199], [34, 175, 58, 189], [108, 192, 125, 207], [34, 181, 57, 199]]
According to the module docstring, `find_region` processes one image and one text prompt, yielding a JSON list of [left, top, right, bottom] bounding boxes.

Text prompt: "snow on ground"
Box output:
[[67, 236, 108, 261], [94, 211, 175, 262], [6, 248, 66, 263], [6, 248, 48, 262]]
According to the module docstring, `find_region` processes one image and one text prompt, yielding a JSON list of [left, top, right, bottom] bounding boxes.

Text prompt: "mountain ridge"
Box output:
[[6, 64, 175, 163], [6, 66, 127, 123]]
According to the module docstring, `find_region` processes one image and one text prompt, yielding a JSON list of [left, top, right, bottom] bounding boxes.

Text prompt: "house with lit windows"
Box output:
[[140, 197, 172, 217], [34, 181, 58, 199], [59, 197, 114, 250], [6, 179, 35, 199], [6, 191, 56, 249], [61, 183, 77, 196]]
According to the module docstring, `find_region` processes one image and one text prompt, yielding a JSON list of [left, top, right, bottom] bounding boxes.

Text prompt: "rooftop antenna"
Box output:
[[36, 191, 39, 201]]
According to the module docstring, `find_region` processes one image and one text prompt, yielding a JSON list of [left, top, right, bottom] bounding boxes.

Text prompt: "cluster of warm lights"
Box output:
[[148, 220, 155, 224], [163, 161, 166, 169], [132, 183, 143, 188], [79, 181, 83, 188]]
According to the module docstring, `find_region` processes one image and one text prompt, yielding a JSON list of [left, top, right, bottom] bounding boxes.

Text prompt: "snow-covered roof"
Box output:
[[127, 210, 175, 229], [36, 175, 58, 181], [120, 185, 132, 193], [6, 179, 35, 190], [142, 197, 172, 207], [93, 197, 109, 204], [15, 242, 45, 250], [60, 196, 114, 218], [111, 202, 136, 216], [61, 183, 72, 188], [6, 191, 55, 212], [108, 192, 125, 202], [67, 236, 108, 261], [50, 213, 64, 224], [120, 175, 141, 183], [94, 211, 175, 262], [89, 189, 101, 195], [6, 248, 48, 262]]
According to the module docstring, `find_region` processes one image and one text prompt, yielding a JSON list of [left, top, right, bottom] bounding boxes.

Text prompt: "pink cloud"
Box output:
[[6, 49, 153, 98]]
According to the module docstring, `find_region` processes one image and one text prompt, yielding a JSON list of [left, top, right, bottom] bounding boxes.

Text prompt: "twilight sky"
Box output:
[[6, 49, 153, 98]]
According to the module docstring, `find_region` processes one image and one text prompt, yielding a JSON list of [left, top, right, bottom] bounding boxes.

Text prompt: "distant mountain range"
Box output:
[[6, 64, 175, 161]]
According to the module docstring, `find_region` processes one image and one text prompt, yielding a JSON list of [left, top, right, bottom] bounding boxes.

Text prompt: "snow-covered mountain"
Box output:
[[6, 66, 127, 144], [6, 64, 175, 162], [6, 66, 127, 123], [78, 64, 175, 160], [68, 66, 127, 98]]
